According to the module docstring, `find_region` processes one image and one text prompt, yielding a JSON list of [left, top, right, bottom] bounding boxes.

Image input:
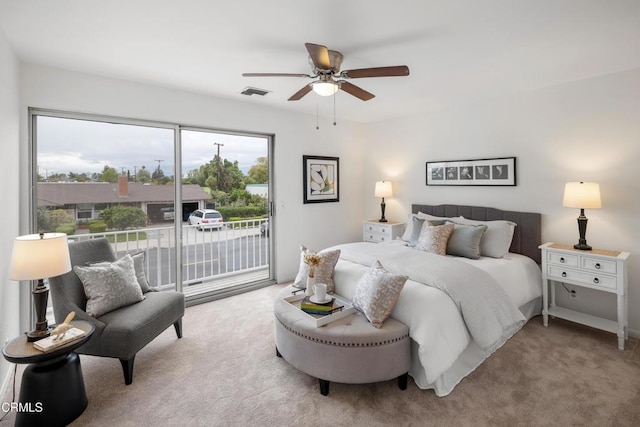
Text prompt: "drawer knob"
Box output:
[[561, 272, 567, 278], [381, 237, 385, 241], [595, 263, 601, 270], [593, 277, 600, 284], [559, 257, 565, 263]]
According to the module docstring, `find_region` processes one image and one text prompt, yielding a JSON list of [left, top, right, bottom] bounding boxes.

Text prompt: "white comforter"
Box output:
[[329, 241, 542, 396]]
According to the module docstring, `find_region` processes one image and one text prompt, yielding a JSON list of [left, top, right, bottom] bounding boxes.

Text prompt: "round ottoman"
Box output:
[[274, 286, 410, 395]]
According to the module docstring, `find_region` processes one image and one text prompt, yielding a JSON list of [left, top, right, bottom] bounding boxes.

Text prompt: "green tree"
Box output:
[[228, 189, 253, 206], [193, 156, 246, 194], [47, 173, 67, 182], [99, 166, 118, 183], [136, 166, 151, 184], [246, 156, 268, 184], [99, 206, 147, 230], [68, 172, 91, 182]]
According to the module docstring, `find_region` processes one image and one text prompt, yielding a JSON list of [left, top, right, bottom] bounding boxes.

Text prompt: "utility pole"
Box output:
[[133, 166, 137, 182], [213, 143, 224, 191], [154, 159, 164, 185]]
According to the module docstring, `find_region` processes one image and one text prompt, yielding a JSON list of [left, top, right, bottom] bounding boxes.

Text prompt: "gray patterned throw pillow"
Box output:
[[352, 260, 408, 328], [74, 254, 144, 317], [293, 246, 341, 292], [415, 223, 455, 255], [91, 252, 151, 293]]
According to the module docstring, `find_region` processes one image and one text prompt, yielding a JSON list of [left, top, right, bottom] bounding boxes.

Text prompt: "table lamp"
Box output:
[[562, 181, 602, 251], [9, 232, 71, 342], [374, 181, 393, 223]]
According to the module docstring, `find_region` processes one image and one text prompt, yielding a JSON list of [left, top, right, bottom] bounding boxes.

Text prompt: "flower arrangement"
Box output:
[[304, 253, 323, 278]]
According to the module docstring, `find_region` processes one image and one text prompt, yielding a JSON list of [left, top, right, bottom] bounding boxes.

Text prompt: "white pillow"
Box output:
[[451, 217, 516, 258]]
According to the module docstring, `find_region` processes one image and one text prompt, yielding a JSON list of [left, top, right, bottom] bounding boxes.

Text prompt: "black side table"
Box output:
[[2, 320, 95, 427]]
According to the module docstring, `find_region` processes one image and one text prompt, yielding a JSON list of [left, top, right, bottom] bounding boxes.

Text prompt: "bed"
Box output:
[[327, 204, 542, 396]]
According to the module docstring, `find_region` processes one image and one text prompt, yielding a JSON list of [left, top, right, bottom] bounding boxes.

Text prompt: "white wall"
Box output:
[[365, 68, 640, 333], [19, 64, 366, 285], [0, 28, 20, 396]]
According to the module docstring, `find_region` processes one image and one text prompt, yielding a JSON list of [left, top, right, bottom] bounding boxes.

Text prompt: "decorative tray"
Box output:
[[282, 289, 356, 327]]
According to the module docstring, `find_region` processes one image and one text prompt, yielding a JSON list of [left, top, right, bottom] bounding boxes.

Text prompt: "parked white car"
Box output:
[[188, 209, 224, 230]]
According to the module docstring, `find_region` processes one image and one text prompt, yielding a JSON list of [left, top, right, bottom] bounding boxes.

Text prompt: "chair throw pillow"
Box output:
[[293, 245, 341, 293], [352, 260, 408, 328], [91, 252, 151, 293], [74, 254, 145, 317]]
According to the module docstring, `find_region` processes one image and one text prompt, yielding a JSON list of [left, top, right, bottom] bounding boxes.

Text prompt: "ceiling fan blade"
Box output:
[[305, 43, 331, 70], [339, 81, 375, 101], [243, 72, 311, 78], [342, 65, 410, 79], [288, 84, 313, 101]]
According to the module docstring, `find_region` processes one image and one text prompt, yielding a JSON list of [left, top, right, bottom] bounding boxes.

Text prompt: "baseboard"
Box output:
[[628, 328, 640, 339]]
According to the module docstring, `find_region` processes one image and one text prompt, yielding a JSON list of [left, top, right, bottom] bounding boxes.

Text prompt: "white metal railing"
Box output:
[[68, 218, 269, 290]]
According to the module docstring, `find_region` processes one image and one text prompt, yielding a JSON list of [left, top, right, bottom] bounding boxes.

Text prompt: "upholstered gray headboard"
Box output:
[[411, 204, 542, 264]]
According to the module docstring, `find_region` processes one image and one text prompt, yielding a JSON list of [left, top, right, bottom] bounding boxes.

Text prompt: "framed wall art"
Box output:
[[426, 157, 516, 186], [303, 155, 340, 203]]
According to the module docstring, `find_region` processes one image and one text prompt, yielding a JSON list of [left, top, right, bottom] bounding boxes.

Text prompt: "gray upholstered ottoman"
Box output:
[[274, 286, 410, 395]]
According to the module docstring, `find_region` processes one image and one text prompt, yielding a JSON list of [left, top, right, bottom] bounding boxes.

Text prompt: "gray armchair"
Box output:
[[48, 238, 185, 385]]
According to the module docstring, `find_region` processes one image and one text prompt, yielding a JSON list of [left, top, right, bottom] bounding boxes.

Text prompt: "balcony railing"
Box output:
[[68, 218, 270, 291]]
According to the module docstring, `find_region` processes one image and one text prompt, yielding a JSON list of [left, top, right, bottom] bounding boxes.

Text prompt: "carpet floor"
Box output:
[[2, 284, 640, 426]]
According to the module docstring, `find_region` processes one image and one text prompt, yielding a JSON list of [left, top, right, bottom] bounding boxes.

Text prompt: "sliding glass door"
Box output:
[[180, 129, 270, 301], [31, 109, 274, 307]]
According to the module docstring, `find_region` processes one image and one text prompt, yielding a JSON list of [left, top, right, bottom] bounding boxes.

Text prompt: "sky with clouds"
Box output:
[[36, 116, 268, 178]]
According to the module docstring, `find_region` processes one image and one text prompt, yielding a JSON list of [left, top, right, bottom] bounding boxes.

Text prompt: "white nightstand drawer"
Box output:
[[364, 223, 390, 235], [547, 252, 578, 267], [365, 232, 389, 243], [547, 266, 616, 290], [581, 256, 617, 274], [362, 220, 404, 243]]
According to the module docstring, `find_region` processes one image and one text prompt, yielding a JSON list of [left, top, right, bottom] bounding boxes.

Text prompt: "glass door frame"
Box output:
[[29, 108, 275, 302]]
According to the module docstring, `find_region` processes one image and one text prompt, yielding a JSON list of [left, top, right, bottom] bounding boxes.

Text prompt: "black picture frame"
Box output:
[[303, 155, 340, 203], [426, 157, 516, 186]]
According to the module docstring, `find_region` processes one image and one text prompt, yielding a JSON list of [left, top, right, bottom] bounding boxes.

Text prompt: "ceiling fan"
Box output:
[[243, 43, 410, 101]]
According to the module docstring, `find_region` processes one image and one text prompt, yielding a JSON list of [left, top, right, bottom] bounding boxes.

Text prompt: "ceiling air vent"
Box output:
[[240, 86, 271, 96]]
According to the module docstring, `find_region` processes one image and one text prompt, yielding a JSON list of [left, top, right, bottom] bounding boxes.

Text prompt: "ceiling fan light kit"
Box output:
[[243, 42, 410, 102], [312, 81, 339, 96]]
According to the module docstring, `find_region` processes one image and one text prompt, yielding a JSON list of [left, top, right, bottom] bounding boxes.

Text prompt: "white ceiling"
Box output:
[[1, 1, 640, 123]]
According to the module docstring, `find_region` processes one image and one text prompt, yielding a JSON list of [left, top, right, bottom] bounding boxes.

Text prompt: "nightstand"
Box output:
[[539, 242, 630, 350], [362, 220, 404, 243]]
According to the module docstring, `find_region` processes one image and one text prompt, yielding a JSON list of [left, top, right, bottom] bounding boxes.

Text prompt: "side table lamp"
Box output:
[[9, 232, 71, 342], [562, 181, 602, 251], [374, 181, 393, 223]]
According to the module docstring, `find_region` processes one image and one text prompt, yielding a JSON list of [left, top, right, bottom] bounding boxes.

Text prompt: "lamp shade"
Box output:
[[312, 81, 339, 96], [562, 182, 602, 209], [374, 181, 393, 198], [10, 233, 71, 280]]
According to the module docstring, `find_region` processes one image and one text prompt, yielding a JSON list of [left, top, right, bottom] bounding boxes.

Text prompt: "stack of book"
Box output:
[[33, 327, 87, 352], [300, 296, 342, 316]]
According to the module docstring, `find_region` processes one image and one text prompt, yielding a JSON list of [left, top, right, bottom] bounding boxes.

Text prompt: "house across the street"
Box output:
[[38, 175, 210, 222]]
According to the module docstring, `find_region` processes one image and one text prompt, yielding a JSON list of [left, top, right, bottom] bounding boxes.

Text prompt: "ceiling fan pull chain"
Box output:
[[333, 92, 337, 126], [316, 100, 320, 130]]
